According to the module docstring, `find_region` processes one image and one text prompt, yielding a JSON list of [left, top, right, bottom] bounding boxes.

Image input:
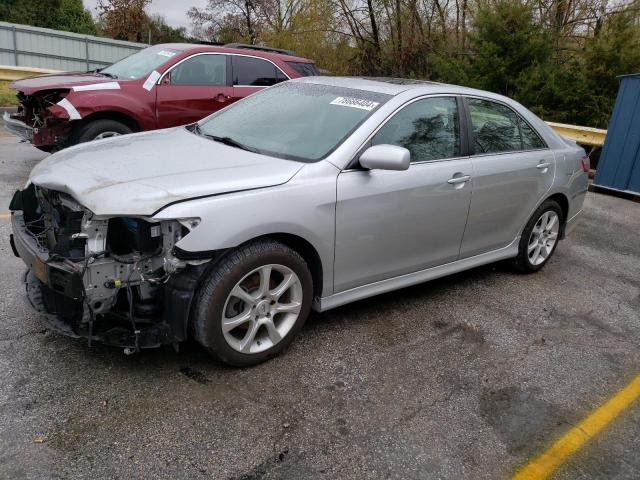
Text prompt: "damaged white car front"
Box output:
[[9, 183, 209, 352]]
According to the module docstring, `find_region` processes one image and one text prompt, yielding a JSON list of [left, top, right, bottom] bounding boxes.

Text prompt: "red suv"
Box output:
[[5, 43, 319, 151]]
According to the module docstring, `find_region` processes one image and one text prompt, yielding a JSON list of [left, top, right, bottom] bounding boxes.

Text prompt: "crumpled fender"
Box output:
[[45, 86, 156, 130]]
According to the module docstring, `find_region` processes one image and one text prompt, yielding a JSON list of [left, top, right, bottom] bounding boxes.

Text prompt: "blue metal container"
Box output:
[[594, 74, 640, 195]]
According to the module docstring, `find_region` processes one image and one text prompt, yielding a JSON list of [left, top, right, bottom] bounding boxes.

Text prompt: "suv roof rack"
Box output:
[[223, 43, 297, 57]]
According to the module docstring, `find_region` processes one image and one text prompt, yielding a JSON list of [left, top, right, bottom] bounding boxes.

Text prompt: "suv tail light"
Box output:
[[580, 156, 590, 173]]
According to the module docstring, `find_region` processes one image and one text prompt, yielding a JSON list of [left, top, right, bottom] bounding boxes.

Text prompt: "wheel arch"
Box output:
[[73, 110, 142, 133], [545, 192, 570, 236], [177, 232, 326, 302], [255, 233, 324, 300]]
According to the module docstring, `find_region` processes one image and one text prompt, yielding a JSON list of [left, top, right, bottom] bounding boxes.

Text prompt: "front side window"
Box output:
[[198, 82, 390, 162], [372, 97, 461, 162], [171, 55, 226, 85], [232, 56, 286, 86]]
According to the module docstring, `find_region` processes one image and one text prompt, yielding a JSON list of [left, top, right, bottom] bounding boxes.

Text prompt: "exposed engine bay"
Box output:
[[9, 184, 211, 352]]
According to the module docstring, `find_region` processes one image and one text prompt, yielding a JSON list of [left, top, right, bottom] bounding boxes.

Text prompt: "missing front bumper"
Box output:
[[25, 270, 175, 349]]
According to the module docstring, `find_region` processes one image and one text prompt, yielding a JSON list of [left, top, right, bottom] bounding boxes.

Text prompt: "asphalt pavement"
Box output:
[[0, 131, 639, 479]]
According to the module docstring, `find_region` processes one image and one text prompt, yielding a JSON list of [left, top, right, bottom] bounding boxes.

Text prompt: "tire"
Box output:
[[192, 239, 313, 367], [69, 119, 132, 145], [511, 199, 563, 273], [35, 145, 57, 153]]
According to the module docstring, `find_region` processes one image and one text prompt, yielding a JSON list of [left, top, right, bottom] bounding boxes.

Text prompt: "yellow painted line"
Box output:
[[0, 213, 10, 220], [513, 374, 640, 479]]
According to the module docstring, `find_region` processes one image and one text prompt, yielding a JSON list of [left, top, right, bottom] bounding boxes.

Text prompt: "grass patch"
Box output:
[[0, 81, 18, 106]]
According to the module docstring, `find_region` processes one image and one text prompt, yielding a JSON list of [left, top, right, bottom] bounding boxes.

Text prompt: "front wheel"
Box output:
[[192, 239, 313, 367], [512, 199, 563, 273], [69, 119, 132, 145]]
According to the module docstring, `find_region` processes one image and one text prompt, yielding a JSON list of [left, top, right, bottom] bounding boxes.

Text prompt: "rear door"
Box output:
[[459, 97, 555, 258], [229, 55, 288, 104], [156, 53, 232, 128]]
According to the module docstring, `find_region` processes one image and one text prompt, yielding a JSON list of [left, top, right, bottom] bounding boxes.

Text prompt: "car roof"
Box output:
[[292, 76, 513, 102], [155, 43, 314, 63]]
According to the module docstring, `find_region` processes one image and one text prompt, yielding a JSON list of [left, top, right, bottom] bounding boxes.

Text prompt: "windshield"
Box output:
[[101, 46, 179, 79], [197, 82, 391, 162]]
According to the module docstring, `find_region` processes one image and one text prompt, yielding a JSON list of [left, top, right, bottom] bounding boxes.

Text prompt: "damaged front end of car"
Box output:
[[5, 89, 73, 150], [9, 184, 215, 352]]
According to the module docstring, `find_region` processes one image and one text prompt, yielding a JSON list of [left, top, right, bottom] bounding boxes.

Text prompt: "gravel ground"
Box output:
[[0, 134, 639, 479]]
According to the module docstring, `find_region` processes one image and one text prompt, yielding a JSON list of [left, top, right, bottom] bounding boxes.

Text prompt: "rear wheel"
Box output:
[[69, 119, 132, 145], [192, 239, 313, 367], [512, 199, 563, 273]]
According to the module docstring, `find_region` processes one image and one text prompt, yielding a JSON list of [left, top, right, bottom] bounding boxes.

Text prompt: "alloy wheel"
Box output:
[[94, 131, 121, 140], [222, 264, 303, 354], [527, 210, 560, 266]]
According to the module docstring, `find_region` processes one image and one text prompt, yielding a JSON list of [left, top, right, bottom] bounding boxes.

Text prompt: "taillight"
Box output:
[[580, 156, 590, 173]]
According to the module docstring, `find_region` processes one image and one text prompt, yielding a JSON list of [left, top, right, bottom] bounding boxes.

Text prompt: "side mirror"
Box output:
[[359, 144, 410, 171]]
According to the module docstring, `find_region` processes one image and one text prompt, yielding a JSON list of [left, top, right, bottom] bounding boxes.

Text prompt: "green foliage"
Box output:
[[148, 14, 188, 43], [582, 9, 640, 127], [0, 0, 96, 34], [419, 0, 640, 128], [467, 0, 553, 96], [0, 80, 18, 106]]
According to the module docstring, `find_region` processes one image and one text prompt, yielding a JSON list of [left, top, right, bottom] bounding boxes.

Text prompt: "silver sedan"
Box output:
[[10, 77, 588, 366]]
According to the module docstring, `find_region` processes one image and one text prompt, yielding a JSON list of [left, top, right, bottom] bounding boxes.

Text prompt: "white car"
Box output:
[[10, 77, 588, 366]]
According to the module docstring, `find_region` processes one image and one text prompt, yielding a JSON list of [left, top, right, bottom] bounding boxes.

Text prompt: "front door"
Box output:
[[334, 96, 473, 292], [156, 53, 232, 128], [459, 97, 556, 258]]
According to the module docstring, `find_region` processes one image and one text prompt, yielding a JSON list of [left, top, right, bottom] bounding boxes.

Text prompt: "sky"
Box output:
[[82, 0, 209, 31]]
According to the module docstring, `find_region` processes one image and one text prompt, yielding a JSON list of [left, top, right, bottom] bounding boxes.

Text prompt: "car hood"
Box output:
[[11, 72, 124, 95], [29, 127, 305, 216]]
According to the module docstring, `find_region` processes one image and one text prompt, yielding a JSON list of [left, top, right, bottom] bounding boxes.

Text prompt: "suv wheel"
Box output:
[[70, 119, 132, 145], [512, 199, 563, 273], [192, 239, 313, 367]]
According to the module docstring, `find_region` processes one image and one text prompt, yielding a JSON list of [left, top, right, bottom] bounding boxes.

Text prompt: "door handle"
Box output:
[[214, 94, 230, 102], [536, 162, 552, 169], [447, 175, 471, 184]]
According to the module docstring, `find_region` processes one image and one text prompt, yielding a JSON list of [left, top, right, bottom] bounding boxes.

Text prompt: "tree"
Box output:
[[97, 0, 151, 42], [0, 0, 96, 34], [188, 0, 261, 43], [148, 14, 189, 43], [582, 7, 640, 127], [467, 0, 554, 97]]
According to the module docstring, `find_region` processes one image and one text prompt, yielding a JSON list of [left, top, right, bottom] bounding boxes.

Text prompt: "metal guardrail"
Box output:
[[545, 121, 607, 147]]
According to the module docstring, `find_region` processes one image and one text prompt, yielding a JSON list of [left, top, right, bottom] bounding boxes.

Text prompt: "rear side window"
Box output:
[[467, 98, 546, 153], [520, 120, 546, 149], [468, 98, 521, 154], [372, 97, 461, 162], [286, 62, 320, 77], [171, 55, 226, 85], [232, 56, 286, 86]]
